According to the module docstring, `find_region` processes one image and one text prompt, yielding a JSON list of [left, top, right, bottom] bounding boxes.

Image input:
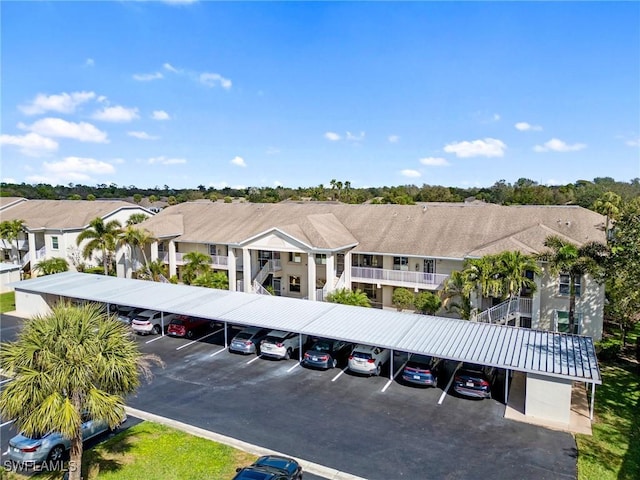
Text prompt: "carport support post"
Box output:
[[505, 369, 509, 404], [161, 312, 164, 336], [590, 382, 595, 420], [390, 349, 394, 380], [299, 335, 303, 362], [224, 322, 228, 348]]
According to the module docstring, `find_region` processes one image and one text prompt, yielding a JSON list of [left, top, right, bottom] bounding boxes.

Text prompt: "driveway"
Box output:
[[1, 314, 578, 479]]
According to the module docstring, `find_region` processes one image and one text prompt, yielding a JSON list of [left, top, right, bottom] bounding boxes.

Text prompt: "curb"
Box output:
[[124, 406, 367, 480]]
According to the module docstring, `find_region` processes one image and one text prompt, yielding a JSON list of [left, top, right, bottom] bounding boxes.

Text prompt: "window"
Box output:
[[52, 236, 59, 250], [315, 253, 327, 265], [559, 274, 581, 296], [289, 275, 301, 292], [158, 242, 166, 253], [423, 259, 435, 274], [556, 311, 582, 334], [209, 244, 216, 256], [289, 252, 302, 263], [393, 256, 408, 271]]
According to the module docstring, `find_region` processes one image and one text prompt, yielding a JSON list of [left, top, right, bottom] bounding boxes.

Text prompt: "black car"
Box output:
[[233, 455, 303, 480], [453, 363, 497, 399], [401, 354, 440, 387], [302, 338, 352, 369]]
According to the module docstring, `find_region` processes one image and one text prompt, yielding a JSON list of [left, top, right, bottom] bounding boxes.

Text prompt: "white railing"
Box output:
[[210, 255, 228, 267], [253, 280, 272, 295], [473, 296, 532, 324], [254, 259, 282, 286], [351, 266, 449, 288], [334, 271, 346, 291], [316, 288, 324, 301], [160, 252, 233, 269], [22, 246, 47, 267]]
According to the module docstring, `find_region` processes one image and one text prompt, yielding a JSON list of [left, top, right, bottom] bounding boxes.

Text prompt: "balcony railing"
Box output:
[[472, 296, 532, 324], [160, 252, 236, 269], [351, 266, 448, 288]]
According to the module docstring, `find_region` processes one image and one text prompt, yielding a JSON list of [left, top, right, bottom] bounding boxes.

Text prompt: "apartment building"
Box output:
[[140, 201, 607, 339]]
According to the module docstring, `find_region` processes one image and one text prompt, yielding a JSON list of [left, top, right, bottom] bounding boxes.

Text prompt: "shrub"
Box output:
[[595, 337, 622, 361]]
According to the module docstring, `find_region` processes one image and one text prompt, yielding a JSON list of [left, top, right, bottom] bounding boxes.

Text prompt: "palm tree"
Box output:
[[182, 251, 212, 285], [191, 271, 229, 289], [537, 235, 608, 333], [0, 219, 25, 264], [592, 191, 621, 233], [141, 258, 169, 282], [463, 256, 502, 299], [0, 302, 162, 480], [35, 257, 69, 275], [126, 213, 150, 225], [496, 251, 541, 299], [118, 225, 154, 276], [76, 217, 122, 275], [442, 270, 473, 319], [325, 288, 372, 307]]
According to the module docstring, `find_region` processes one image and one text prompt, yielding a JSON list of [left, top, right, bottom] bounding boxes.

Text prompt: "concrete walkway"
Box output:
[[504, 371, 592, 435], [125, 406, 366, 480]]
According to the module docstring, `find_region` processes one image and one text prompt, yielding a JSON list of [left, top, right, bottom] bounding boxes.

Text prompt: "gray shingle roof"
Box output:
[[140, 202, 606, 257]]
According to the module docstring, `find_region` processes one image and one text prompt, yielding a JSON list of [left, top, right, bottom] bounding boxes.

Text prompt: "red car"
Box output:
[[167, 315, 213, 338]]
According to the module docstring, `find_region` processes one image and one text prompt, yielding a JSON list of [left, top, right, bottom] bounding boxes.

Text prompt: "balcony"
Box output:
[[351, 266, 449, 290], [160, 253, 239, 269]]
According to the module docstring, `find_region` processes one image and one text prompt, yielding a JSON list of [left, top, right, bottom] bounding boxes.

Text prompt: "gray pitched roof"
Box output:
[[0, 197, 28, 211], [141, 202, 606, 258], [0, 200, 152, 230]]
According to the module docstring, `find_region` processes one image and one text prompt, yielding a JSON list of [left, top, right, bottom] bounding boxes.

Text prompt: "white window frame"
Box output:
[[289, 252, 302, 264], [559, 273, 581, 296], [289, 275, 301, 292], [315, 253, 327, 265], [555, 310, 583, 334], [51, 236, 59, 250]]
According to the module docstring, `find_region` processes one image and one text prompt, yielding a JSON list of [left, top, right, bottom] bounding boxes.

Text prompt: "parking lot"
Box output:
[[1, 313, 578, 479]]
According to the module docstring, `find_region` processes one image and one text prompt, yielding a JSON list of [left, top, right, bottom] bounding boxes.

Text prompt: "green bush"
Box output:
[[595, 337, 622, 361], [84, 266, 105, 275]]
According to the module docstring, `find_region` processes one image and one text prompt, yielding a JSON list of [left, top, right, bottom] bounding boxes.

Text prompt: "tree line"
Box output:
[[2, 176, 640, 209]]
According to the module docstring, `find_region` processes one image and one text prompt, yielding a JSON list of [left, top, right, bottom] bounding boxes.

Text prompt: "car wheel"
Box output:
[[152, 324, 161, 335], [331, 358, 338, 369], [284, 348, 292, 360], [186, 330, 194, 339], [48, 444, 65, 462], [433, 376, 438, 387]]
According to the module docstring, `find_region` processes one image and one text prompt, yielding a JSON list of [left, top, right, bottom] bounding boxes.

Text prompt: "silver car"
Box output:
[[229, 327, 271, 354], [8, 414, 125, 465]]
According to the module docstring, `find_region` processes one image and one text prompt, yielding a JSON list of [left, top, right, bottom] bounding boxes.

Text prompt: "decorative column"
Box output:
[[344, 251, 352, 288], [168, 240, 177, 279], [307, 253, 317, 301], [325, 253, 336, 293], [243, 248, 252, 293], [228, 248, 237, 292], [150, 241, 159, 262]]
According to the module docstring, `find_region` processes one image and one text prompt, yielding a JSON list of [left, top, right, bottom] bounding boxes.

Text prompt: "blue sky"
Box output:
[[1, 1, 639, 190]]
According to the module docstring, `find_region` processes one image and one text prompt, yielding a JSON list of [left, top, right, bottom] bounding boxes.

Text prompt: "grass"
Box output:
[[576, 322, 640, 480], [0, 291, 16, 313], [1, 422, 257, 480]]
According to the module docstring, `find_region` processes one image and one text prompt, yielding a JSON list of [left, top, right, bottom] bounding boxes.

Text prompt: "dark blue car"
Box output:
[[233, 455, 303, 480], [401, 354, 440, 387]]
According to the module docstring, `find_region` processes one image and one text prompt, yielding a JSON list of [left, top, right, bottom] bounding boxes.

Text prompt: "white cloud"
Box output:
[[151, 110, 170, 120], [44, 156, 115, 175], [273, 181, 283, 187], [346, 131, 365, 142], [493, 113, 501, 121], [2, 177, 17, 184], [400, 169, 421, 178], [92, 105, 139, 122], [388, 135, 400, 143], [147, 156, 187, 165], [515, 122, 542, 131], [133, 72, 163, 81], [0, 133, 59, 156], [419, 156, 450, 167], [19, 118, 108, 143], [19, 91, 96, 115], [199, 72, 232, 89], [443, 138, 507, 158], [324, 132, 341, 141], [209, 181, 229, 189], [545, 178, 563, 186], [534, 138, 586, 152], [163, 62, 180, 73], [85, 58, 95, 67], [127, 131, 159, 140], [231, 156, 247, 167], [625, 138, 640, 147], [266, 147, 280, 155]]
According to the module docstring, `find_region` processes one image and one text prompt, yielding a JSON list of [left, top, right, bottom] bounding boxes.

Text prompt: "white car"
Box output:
[[348, 344, 391, 376], [131, 310, 176, 335], [260, 330, 307, 360]]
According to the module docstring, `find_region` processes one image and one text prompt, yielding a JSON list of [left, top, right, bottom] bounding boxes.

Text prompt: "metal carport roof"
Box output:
[[10, 272, 601, 384]]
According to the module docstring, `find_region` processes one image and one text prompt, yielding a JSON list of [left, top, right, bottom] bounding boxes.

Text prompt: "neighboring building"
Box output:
[[139, 201, 607, 340], [0, 200, 154, 277]]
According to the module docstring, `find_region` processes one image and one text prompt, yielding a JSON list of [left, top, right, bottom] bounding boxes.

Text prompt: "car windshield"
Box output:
[[235, 332, 252, 340], [407, 355, 432, 366], [310, 341, 331, 352], [352, 351, 372, 360], [237, 470, 272, 480], [263, 336, 283, 343], [171, 319, 184, 326]]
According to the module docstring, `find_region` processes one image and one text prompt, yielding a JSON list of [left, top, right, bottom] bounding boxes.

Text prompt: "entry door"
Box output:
[[272, 278, 281, 296]]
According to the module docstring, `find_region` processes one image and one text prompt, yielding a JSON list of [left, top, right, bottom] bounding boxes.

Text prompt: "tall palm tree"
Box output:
[[76, 217, 122, 275], [182, 251, 212, 285], [0, 302, 162, 480], [537, 235, 608, 333], [141, 258, 169, 282], [496, 251, 541, 299], [126, 213, 150, 226], [463, 256, 502, 300], [325, 288, 372, 307], [442, 270, 473, 319], [592, 191, 621, 233], [0, 219, 25, 264], [35, 257, 69, 275], [118, 225, 154, 276]]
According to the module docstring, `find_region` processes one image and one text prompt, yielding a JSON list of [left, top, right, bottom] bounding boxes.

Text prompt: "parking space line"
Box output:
[[438, 362, 462, 405], [331, 367, 347, 382], [0, 419, 14, 428], [286, 362, 300, 373], [246, 355, 261, 364], [381, 360, 408, 393], [176, 328, 224, 351], [145, 336, 165, 344], [208, 348, 226, 357]]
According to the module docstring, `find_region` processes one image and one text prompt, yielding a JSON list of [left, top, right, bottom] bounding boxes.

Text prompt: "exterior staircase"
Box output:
[[471, 296, 532, 326], [252, 259, 281, 295]]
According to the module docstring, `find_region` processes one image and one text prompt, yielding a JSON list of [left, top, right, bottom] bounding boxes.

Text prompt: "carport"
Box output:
[[10, 272, 601, 427]]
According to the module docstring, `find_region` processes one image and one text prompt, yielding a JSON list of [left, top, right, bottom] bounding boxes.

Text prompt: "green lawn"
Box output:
[[0, 291, 16, 313], [1, 422, 256, 480], [576, 323, 640, 480]]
